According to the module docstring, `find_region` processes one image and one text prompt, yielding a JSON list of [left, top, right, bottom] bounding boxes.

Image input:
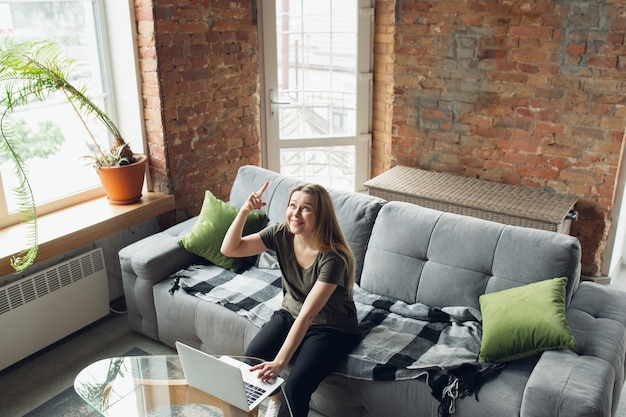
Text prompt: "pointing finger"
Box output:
[[257, 181, 269, 198]]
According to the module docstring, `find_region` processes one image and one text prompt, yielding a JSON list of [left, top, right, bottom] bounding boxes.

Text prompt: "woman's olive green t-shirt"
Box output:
[[259, 223, 358, 334]]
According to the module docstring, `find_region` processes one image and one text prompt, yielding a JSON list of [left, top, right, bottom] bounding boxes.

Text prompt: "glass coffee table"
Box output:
[[74, 355, 274, 417]]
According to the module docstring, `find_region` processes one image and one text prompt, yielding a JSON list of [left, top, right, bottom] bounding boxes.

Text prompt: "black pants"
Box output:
[[244, 310, 360, 417]]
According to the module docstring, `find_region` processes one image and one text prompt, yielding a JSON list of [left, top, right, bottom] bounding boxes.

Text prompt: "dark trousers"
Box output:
[[244, 309, 360, 417]]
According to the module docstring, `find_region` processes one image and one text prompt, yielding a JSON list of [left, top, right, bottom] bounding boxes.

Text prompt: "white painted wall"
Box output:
[[606, 133, 626, 281]]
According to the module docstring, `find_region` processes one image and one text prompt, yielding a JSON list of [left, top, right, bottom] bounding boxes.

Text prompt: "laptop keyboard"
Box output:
[[244, 381, 267, 405]]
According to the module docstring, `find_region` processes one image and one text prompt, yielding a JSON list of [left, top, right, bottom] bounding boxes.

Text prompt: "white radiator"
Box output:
[[0, 248, 109, 371]]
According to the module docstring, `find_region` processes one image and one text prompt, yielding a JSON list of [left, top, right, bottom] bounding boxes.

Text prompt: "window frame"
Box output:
[[259, 0, 374, 192], [0, 0, 146, 229]]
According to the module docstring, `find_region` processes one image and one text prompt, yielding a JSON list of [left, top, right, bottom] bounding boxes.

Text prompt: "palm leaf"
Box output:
[[0, 38, 132, 272], [0, 111, 38, 272], [0, 39, 126, 161]]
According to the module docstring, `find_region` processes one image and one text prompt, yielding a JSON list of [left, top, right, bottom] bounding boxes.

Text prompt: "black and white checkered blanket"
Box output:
[[171, 262, 504, 416], [171, 262, 283, 328], [170, 262, 497, 384]]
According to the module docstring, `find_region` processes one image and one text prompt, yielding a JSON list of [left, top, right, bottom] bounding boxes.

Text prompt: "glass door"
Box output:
[[261, 0, 373, 191]]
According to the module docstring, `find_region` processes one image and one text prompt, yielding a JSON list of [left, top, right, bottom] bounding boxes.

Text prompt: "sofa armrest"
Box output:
[[119, 217, 200, 340], [521, 350, 613, 417], [521, 282, 626, 417]]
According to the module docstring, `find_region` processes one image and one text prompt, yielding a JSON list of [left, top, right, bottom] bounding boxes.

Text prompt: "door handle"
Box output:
[[269, 89, 290, 104], [269, 89, 290, 118]]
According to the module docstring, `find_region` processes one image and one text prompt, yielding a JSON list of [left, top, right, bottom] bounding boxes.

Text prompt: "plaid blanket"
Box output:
[[336, 286, 486, 381], [170, 262, 502, 416], [170, 262, 283, 328]]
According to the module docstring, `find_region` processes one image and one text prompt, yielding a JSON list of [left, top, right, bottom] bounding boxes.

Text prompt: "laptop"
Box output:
[[175, 341, 284, 411]]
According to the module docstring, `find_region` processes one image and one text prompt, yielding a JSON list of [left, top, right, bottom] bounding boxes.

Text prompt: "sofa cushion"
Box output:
[[360, 202, 499, 307], [478, 277, 576, 363], [328, 189, 385, 281], [487, 226, 582, 304], [178, 190, 266, 272], [360, 201, 582, 310]]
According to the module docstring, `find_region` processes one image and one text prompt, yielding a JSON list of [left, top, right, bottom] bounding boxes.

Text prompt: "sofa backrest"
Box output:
[[359, 201, 582, 310], [230, 165, 385, 280]]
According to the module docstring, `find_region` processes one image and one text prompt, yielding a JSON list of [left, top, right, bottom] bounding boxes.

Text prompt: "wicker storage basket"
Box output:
[[364, 166, 578, 234]]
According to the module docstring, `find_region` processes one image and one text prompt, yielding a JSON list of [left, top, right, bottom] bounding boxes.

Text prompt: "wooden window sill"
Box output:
[[0, 192, 175, 277]]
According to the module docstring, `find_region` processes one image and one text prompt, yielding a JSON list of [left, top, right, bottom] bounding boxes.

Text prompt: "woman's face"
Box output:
[[287, 190, 317, 236]]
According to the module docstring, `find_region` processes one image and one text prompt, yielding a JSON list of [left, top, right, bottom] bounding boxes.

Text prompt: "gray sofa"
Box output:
[[120, 165, 626, 417]]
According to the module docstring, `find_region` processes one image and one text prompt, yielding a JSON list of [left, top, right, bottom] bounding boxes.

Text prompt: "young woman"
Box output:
[[221, 181, 360, 417]]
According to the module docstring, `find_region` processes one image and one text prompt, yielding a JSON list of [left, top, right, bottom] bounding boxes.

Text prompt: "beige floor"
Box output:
[[3, 274, 626, 417]]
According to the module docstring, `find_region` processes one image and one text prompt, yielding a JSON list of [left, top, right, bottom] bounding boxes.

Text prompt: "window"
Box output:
[[261, 0, 374, 192], [0, 0, 144, 228]]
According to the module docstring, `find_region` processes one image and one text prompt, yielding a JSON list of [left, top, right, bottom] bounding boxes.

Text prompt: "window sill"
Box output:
[[0, 192, 175, 277]]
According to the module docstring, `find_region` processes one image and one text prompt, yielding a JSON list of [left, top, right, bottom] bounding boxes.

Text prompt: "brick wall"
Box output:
[[134, 1, 624, 277], [373, 0, 626, 276], [135, 0, 261, 221]]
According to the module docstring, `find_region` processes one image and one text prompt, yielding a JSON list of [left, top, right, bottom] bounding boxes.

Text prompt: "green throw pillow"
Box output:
[[478, 277, 576, 363], [178, 190, 267, 272]]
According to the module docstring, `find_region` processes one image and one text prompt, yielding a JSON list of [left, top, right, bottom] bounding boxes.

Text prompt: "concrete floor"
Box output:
[[3, 273, 626, 417]]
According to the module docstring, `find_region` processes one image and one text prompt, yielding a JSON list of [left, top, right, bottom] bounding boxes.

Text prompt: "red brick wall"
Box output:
[[135, 0, 261, 221], [373, 0, 626, 276], [134, 1, 625, 276]]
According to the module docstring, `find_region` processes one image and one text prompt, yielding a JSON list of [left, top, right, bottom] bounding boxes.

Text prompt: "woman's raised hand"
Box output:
[[222, 181, 270, 257], [244, 181, 269, 211]]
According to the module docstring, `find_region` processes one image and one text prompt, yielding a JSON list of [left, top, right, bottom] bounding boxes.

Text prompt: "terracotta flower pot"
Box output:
[[97, 155, 147, 205]]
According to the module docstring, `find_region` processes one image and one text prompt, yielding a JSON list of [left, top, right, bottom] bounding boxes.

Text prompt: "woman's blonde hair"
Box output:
[[286, 183, 355, 295]]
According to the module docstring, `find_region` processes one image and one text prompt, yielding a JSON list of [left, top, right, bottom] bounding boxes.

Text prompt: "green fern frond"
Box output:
[[0, 123, 38, 273], [0, 38, 127, 160], [0, 41, 70, 105], [10, 178, 38, 273], [0, 40, 53, 272], [0, 38, 131, 272]]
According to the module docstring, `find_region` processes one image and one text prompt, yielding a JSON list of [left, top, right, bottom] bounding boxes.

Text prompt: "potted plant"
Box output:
[[0, 38, 147, 271]]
